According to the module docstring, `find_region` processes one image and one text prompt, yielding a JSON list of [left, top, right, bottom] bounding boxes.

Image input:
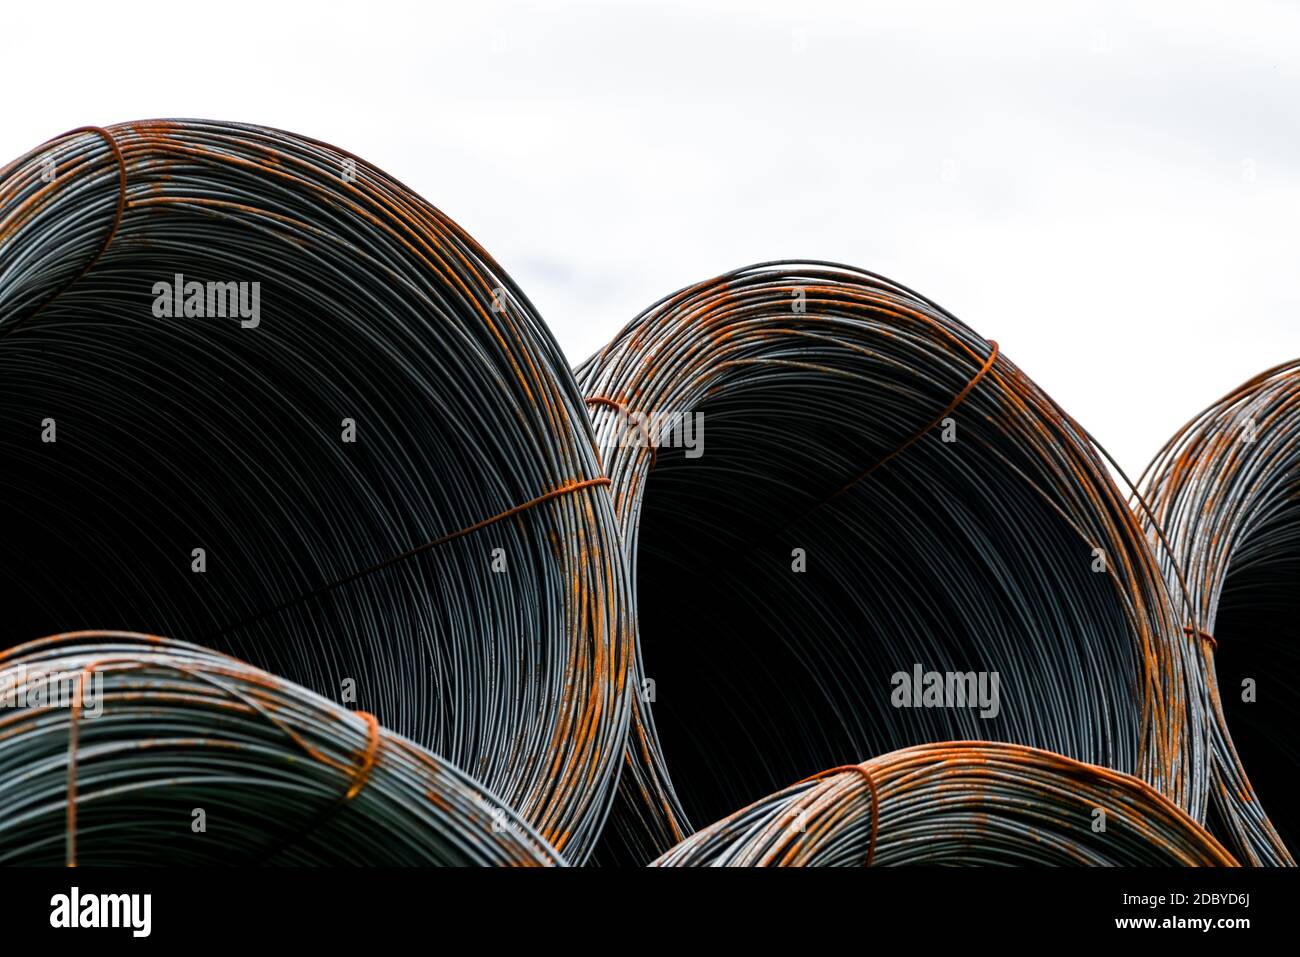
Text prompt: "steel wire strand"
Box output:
[[0, 121, 632, 861], [1137, 358, 1300, 866], [651, 741, 1235, 867], [577, 262, 1196, 864], [0, 631, 565, 866]]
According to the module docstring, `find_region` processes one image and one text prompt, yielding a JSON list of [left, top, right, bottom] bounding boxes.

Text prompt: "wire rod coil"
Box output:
[[651, 741, 1236, 867], [1139, 358, 1300, 865], [0, 632, 565, 866], [0, 120, 632, 861], [577, 261, 1197, 863]]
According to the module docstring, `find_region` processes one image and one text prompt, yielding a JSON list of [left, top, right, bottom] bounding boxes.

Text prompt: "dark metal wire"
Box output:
[[653, 742, 1236, 867], [0, 121, 633, 862], [0, 632, 565, 866], [578, 262, 1197, 863], [1138, 358, 1300, 866], [7, 120, 1284, 871]]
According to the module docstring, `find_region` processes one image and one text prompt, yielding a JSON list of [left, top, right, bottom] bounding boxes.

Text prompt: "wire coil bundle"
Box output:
[[1139, 359, 1300, 865], [578, 262, 1199, 863], [4, 119, 1293, 871], [652, 742, 1235, 867], [0, 121, 631, 861], [0, 632, 563, 866]]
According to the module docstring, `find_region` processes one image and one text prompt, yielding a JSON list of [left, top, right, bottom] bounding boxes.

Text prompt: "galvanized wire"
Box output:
[[1138, 358, 1300, 866], [652, 741, 1236, 867], [0, 121, 632, 861], [0, 631, 564, 866], [578, 262, 1198, 863]]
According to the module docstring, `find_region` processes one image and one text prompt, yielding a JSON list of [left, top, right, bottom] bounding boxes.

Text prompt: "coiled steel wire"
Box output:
[[578, 262, 1199, 863], [1138, 358, 1300, 866], [652, 741, 1236, 867], [0, 121, 631, 861], [0, 632, 563, 866]]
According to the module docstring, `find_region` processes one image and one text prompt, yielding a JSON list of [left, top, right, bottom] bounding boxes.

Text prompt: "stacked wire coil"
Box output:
[[578, 262, 1200, 863], [1, 119, 1296, 870], [1139, 359, 1300, 865], [0, 632, 563, 866], [652, 742, 1236, 867], [0, 121, 632, 862]]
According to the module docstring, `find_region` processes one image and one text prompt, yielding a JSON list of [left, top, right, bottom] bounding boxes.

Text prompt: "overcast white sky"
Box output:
[[3, 0, 1297, 476]]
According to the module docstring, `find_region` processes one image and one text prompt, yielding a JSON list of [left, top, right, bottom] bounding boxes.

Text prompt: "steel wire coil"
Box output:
[[1138, 359, 1300, 865], [652, 741, 1236, 867], [0, 631, 564, 866], [0, 121, 631, 861], [577, 262, 1198, 863]]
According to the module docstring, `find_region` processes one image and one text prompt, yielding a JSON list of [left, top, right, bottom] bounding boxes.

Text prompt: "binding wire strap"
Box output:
[[1139, 358, 1300, 866], [0, 632, 564, 866], [653, 742, 1236, 867], [0, 120, 632, 862], [578, 262, 1196, 863]]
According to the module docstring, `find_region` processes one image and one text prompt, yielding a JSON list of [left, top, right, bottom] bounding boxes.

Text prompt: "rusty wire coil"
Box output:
[[577, 262, 1198, 863], [652, 741, 1236, 867], [1139, 358, 1300, 866], [0, 121, 631, 861], [0, 632, 564, 866], [5, 119, 1287, 873]]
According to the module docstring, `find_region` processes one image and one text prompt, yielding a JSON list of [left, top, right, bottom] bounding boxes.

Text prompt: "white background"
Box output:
[[3, 0, 1296, 476]]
